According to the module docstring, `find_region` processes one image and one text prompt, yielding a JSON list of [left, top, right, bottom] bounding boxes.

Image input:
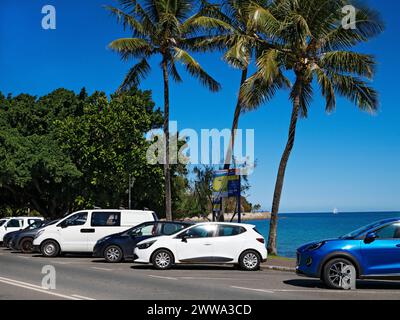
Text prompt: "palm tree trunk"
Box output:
[[218, 68, 248, 223], [162, 56, 172, 221], [223, 68, 248, 171], [267, 79, 302, 255]]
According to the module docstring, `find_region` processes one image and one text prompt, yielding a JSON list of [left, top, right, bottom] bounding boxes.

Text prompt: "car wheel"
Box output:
[[104, 245, 123, 263], [323, 258, 356, 289], [152, 249, 174, 270], [20, 238, 34, 253], [41, 240, 60, 257], [239, 250, 261, 271], [6, 239, 13, 249]]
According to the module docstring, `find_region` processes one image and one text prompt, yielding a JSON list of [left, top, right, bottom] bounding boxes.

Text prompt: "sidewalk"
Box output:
[[261, 256, 296, 272]]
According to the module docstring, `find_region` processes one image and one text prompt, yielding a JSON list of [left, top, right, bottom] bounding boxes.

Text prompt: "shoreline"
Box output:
[[183, 211, 271, 223]]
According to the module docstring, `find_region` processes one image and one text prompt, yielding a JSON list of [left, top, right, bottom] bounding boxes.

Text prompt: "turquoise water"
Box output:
[[248, 212, 400, 258]]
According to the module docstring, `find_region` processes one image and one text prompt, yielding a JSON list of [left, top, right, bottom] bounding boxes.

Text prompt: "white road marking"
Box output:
[[148, 275, 178, 280], [231, 286, 274, 293], [17, 255, 30, 259], [91, 267, 112, 271], [180, 277, 261, 281], [231, 285, 400, 295], [0, 276, 81, 300], [71, 294, 96, 300]]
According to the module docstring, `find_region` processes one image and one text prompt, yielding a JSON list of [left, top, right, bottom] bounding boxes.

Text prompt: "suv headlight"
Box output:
[[34, 229, 45, 239], [306, 241, 326, 251], [137, 240, 156, 250]]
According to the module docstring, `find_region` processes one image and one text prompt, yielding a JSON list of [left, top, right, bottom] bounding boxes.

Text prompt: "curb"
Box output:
[[261, 265, 296, 273]]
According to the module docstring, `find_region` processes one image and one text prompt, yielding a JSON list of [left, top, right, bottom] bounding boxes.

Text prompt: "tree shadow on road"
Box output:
[[284, 279, 400, 290]]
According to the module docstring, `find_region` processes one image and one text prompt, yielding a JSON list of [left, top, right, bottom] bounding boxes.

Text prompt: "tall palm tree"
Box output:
[[106, 0, 226, 220], [240, 0, 384, 254], [194, 0, 287, 170]]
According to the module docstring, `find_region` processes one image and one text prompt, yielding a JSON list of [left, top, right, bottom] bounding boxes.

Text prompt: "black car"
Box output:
[[93, 221, 192, 263], [3, 220, 46, 250], [11, 219, 59, 253]]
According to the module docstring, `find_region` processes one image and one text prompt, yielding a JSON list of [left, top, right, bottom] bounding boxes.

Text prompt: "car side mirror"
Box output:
[[181, 235, 188, 243], [60, 221, 68, 229], [4, 226, 7, 230], [364, 232, 377, 244]]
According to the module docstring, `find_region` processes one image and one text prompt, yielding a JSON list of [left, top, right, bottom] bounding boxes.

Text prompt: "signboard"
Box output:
[[212, 169, 241, 200]]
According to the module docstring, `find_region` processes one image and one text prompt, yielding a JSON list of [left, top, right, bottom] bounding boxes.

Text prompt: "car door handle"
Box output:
[[204, 244, 212, 246], [80, 228, 95, 233]]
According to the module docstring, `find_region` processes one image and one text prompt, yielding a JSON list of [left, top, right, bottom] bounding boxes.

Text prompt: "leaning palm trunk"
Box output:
[[218, 68, 248, 223], [224, 68, 248, 171], [162, 57, 172, 221], [267, 78, 302, 255]]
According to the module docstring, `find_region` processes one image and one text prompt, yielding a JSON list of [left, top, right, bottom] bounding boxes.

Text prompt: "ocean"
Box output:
[[248, 211, 400, 258]]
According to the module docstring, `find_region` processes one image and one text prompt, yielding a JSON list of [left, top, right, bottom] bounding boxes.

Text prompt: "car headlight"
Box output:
[[34, 229, 45, 239], [306, 241, 326, 251], [137, 240, 156, 250]]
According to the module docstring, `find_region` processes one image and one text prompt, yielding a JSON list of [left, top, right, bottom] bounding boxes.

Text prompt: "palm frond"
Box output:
[[330, 72, 379, 113], [118, 58, 151, 92], [173, 47, 221, 92], [319, 51, 376, 79], [109, 38, 153, 60]]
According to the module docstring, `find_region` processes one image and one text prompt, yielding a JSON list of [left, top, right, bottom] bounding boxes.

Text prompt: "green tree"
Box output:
[[106, 0, 224, 220], [55, 88, 166, 215], [240, 0, 384, 254]]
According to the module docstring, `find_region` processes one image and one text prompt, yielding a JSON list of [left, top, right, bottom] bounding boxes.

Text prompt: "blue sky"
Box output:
[[1, 0, 399, 213]]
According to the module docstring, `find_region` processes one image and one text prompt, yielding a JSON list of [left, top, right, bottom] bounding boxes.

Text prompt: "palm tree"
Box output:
[[194, 0, 288, 170], [240, 0, 384, 254], [106, 0, 226, 220]]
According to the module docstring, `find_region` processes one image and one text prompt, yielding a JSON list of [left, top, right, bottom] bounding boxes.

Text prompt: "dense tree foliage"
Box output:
[[0, 88, 167, 218]]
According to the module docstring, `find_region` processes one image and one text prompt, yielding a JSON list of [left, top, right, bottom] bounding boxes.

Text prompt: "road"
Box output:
[[1, 248, 400, 300]]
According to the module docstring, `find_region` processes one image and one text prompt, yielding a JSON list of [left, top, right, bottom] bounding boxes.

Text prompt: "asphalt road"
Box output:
[[1, 248, 400, 300]]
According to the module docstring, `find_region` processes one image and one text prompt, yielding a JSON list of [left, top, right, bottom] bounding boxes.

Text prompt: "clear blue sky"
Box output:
[[1, 0, 399, 213]]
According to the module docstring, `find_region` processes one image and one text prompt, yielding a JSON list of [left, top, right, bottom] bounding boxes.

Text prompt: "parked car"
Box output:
[[0, 217, 44, 244], [0, 218, 9, 227], [134, 222, 267, 271], [3, 220, 46, 249], [93, 221, 192, 263], [33, 209, 158, 257], [10, 219, 60, 253], [296, 218, 400, 289]]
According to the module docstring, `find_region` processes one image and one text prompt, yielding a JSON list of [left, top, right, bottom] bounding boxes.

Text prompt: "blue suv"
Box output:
[[296, 218, 400, 289]]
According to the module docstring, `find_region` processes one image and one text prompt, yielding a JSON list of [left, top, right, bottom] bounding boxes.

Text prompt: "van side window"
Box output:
[[91, 212, 121, 227], [65, 212, 88, 226], [7, 219, 22, 228]]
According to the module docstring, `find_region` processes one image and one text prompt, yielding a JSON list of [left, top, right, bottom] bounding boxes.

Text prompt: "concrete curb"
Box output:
[[261, 265, 296, 273]]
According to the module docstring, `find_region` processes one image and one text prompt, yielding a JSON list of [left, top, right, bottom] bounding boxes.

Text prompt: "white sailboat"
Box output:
[[333, 208, 339, 215]]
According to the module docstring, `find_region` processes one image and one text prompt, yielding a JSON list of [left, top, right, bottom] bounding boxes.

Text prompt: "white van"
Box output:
[[32, 209, 158, 257], [0, 217, 44, 243]]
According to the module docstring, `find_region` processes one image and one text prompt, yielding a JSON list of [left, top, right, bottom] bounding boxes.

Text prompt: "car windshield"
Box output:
[[0, 220, 7, 227], [340, 220, 389, 239]]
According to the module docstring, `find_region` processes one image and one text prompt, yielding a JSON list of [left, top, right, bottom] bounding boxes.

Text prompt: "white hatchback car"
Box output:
[[134, 222, 267, 271]]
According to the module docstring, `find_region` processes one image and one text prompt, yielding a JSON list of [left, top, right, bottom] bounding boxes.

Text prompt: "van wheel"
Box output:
[[104, 245, 123, 263], [41, 240, 60, 257], [239, 250, 261, 271], [152, 249, 174, 270], [20, 238, 34, 253]]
